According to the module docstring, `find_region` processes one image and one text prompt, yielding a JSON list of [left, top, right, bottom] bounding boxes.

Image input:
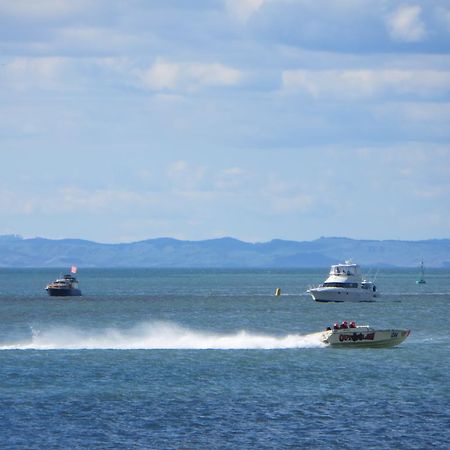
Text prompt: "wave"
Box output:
[[0, 321, 325, 351]]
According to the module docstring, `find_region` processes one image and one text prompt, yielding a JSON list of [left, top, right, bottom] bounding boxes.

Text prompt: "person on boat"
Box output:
[[340, 321, 348, 329], [333, 323, 339, 330], [349, 321, 356, 328]]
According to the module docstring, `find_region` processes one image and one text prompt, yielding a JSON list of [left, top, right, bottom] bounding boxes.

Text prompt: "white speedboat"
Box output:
[[307, 261, 378, 302], [321, 323, 410, 348]]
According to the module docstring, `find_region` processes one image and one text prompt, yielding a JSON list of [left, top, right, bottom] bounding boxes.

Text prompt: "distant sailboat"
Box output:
[[416, 261, 426, 284]]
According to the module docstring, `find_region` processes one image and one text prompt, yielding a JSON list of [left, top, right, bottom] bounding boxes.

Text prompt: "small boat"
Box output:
[[321, 321, 410, 348], [416, 261, 426, 284], [46, 266, 82, 297], [307, 261, 378, 302]]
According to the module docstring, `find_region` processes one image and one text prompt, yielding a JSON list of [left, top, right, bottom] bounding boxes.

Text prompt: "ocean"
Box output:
[[0, 268, 449, 449]]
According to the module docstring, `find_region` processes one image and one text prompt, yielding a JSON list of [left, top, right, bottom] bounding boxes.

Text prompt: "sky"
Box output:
[[1, 0, 450, 243]]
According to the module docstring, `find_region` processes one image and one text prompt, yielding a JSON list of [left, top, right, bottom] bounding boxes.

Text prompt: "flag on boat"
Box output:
[[71, 265, 77, 274]]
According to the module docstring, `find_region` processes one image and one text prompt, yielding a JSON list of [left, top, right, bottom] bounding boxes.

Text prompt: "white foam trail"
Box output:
[[0, 322, 325, 350]]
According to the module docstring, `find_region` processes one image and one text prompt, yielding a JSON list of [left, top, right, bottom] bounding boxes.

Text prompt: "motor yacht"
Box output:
[[307, 261, 377, 302], [46, 267, 82, 297]]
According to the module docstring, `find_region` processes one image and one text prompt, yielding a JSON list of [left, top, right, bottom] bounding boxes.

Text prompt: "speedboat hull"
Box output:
[[321, 327, 410, 348]]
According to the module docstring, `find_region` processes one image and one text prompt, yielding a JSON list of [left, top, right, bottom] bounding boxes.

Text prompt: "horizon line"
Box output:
[[1, 234, 449, 245]]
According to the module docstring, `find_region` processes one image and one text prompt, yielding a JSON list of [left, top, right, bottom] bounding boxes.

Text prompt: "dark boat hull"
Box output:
[[46, 288, 82, 297]]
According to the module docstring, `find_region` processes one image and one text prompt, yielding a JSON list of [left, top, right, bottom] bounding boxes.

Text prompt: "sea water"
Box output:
[[0, 268, 449, 449]]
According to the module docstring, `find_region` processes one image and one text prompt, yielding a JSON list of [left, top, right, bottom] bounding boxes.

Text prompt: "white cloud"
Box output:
[[215, 167, 249, 191], [0, 187, 164, 216], [58, 27, 138, 53], [59, 188, 148, 213], [168, 160, 189, 176], [3, 57, 69, 91], [281, 69, 450, 99], [386, 5, 426, 42], [0, 190, 34, 214], [225, 0, 267, 22], [372, 102, 450, 128], [188, 63, 242, 87], [269, 193, 313, 213], [0, 0, 87, 18], [396, 102, 450, 123], [261, 178, 313, 214], [167, 161, 206, 190], [138, 58, 243, 92], [139, 59, 181, 91], [414, 183, 450, 199]]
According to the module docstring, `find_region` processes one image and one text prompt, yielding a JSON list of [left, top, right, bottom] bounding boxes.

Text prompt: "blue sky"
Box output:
[[1, 0, 450, 243]]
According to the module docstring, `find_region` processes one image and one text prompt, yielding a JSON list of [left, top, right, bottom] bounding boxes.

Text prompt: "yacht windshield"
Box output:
[[330, 265, 359, 276], [323, 282, 358, 288]]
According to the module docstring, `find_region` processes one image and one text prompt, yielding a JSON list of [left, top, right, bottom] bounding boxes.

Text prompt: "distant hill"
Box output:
[[0, 235, 449, 268]]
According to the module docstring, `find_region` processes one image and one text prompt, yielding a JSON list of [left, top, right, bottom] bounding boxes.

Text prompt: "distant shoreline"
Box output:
[[1, 235, 449, 268]]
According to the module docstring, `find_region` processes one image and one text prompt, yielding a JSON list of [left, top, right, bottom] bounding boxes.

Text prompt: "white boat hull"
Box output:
[[308, 287, 377, 303], [321, 327, 410, 348]]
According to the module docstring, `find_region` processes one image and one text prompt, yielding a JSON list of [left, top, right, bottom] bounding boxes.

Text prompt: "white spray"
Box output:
[[0, 321, 325, 350]]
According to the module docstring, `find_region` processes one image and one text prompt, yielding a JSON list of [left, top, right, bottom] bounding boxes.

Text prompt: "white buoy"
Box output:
[[275, 288, 281, 296]]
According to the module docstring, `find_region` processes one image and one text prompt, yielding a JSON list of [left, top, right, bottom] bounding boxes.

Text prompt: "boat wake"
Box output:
[[0, 321, 325, 350]]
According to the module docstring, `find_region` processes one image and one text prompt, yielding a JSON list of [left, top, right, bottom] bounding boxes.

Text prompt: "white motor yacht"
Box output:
[[307, 261, 378, 302]]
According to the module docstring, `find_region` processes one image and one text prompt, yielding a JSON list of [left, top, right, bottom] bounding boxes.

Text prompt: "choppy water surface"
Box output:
[[0, 268, 449, 449]]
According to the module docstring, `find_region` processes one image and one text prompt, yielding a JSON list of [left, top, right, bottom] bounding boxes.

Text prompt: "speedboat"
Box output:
[[45, 267, 82, 297], [307, 261, 378, 302], [321, 322, 410, 348]]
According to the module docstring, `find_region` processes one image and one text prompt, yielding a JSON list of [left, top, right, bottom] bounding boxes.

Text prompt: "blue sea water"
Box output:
[[0, 268, 449, 449]]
